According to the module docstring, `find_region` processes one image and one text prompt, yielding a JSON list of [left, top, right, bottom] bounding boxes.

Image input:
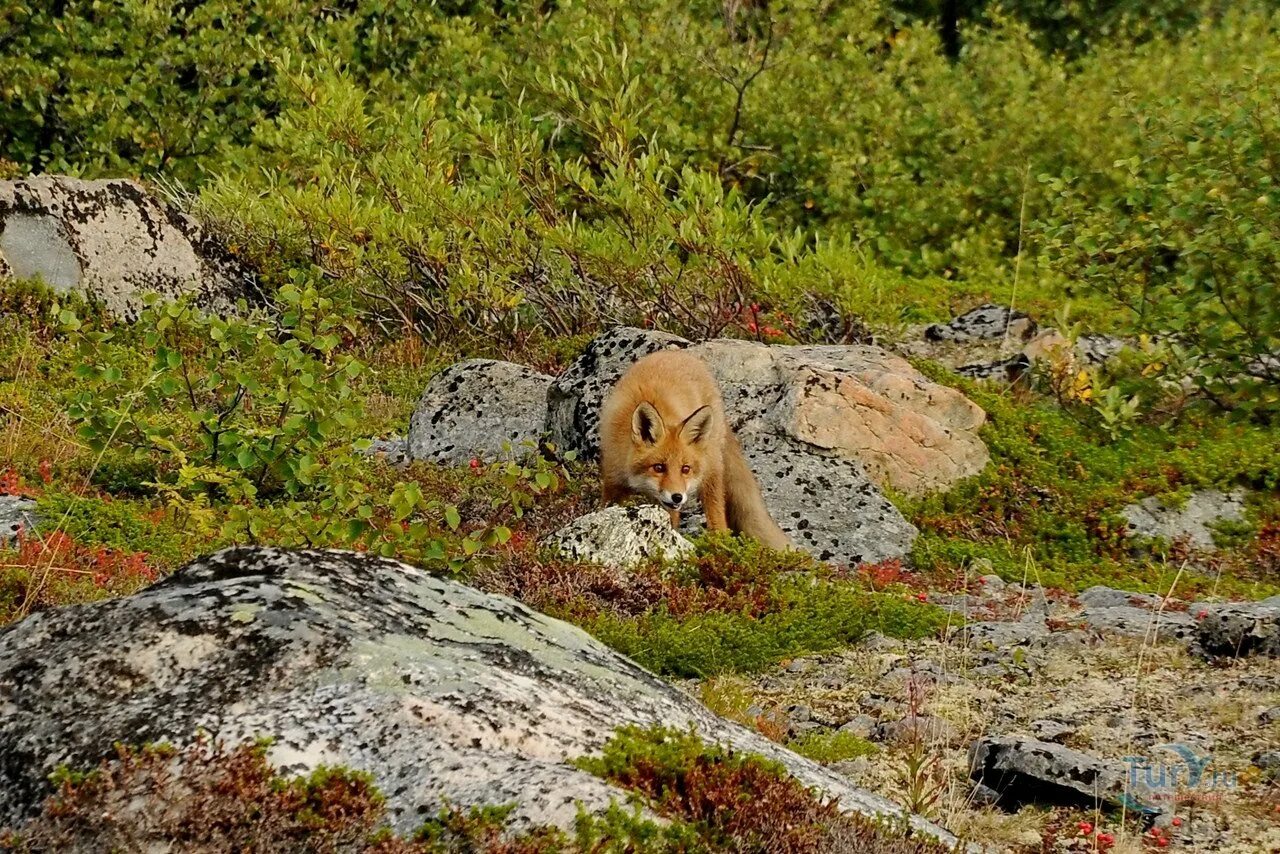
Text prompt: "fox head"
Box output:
[[626, 402, 716, 511]]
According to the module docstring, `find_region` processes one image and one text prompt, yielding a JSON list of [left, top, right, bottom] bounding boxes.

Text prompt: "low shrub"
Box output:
[[0, 740, 387, 852], [788, 730, 878, 765], [578, 726, 953, 853], [0, 530, 157, 626]]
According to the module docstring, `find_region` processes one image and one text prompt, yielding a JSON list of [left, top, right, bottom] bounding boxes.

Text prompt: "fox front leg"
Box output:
[[700, 477, 729, 532], [601, 479, 627, 507]]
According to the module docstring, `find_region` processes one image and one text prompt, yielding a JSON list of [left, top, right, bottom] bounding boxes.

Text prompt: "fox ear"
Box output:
[[631, 402, 665, 445], [680, 405, 714, 444]]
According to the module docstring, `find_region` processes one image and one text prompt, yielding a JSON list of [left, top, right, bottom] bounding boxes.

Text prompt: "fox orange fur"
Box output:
[[599, 349, 790, 550]]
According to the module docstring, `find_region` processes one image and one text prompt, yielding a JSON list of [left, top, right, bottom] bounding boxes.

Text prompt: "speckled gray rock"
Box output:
[[1121, 489, 1246, 550], [956, 354, 1032, 383], [546, 505, 694, 568], [407, 360, 553, 465], [732, 434, 917, 565], [0, 547, 958, 846], [0, 177, 255, 318], [925, 305, 1036, 343], [545, 327, 690, 458], [1192, 599, 1280, 659], [954, 618, 1049, 650], [1082, 606, 1196, 643], [356, 435, 408, 467], [0, 496, 39, 543], [969, 736, 1132, 811], [1076, 334, 1128, 365], [1078, 586, 1160, 609]]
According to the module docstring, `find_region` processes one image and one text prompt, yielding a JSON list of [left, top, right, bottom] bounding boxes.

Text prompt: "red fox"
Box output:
[[599, 349, 791, 550]]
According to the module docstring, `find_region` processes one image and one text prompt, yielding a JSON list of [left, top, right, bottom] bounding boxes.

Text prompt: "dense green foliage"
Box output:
[[5, 0, 1278, 376]]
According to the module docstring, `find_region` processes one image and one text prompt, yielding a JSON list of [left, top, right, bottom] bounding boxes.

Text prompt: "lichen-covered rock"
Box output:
[[1077, 586, 1161, 610], [0, 547, 958, 846], [969, 736, 1132, 811], [545, 326, 689, 458], [953, 617, 1050, 650], [546, 505, 694, 568], [407, 360, 553, 465], [925, 304, 1036, 343], [1192, 599, 1280, 659], [903, 305, 1129, 385], [1121, 489, 1246, 550], [0, 496, 39, 543], [719, 433, 918, 565], [956, 354, 1032, 383], [541, 328, 992, 563], [548, 330, 989, 496], [1076, 334, 1128, 365], [690, 339, 988, 496], [0, 177, 255, 318], [1081, 606, 1196, 643]]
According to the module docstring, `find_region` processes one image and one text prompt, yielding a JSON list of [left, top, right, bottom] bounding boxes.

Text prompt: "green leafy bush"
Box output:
[[1041, 78, 1280, 416], [65, 283, 361, 499]]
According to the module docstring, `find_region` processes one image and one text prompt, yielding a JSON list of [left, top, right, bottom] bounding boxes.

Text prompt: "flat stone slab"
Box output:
[[970, 736, 1133, 811]]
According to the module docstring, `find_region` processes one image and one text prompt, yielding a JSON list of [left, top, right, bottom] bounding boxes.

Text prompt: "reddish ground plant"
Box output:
[[579, 726, 955, 854], [0, 741, 389, 853], [0, 531, 158, 625]]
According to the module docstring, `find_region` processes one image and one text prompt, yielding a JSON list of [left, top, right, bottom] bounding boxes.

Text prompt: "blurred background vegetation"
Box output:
[[2, 0, 1276, 411]]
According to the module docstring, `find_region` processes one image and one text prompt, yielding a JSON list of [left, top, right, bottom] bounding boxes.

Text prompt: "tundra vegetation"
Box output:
[[1, 0, 1278, 850]]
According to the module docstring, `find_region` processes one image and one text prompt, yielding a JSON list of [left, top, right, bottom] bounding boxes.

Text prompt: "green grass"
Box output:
[[904, 367, 1280, 598], [582, 579, 946, 679]]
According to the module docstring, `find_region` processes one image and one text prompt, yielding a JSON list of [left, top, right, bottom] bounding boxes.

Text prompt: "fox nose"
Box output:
[[670, 493, 684, 505]]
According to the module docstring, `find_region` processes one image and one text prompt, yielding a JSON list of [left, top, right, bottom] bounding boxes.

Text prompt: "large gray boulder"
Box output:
[[406, 359, 553, 465], [539, 327, 996, 564], [545, 326, 689, 459], [720, 433, 917, 565], [1192, 598, 1280, 659], [0, 176, 254, 318], [0, 547, 959, 845]]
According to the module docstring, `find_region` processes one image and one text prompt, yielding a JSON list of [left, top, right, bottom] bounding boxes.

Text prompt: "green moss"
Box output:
[[581, 581, 946, 679], [788, 730, 878, 765], [36, 493, 197, 568]]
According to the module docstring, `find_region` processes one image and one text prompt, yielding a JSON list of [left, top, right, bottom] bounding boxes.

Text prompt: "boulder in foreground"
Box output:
[[0, 547, 959, 846]]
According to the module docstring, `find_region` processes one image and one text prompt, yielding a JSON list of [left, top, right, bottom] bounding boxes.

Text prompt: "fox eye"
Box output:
[[652, 463, 666, 473], [681, 465, 691, 474]]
